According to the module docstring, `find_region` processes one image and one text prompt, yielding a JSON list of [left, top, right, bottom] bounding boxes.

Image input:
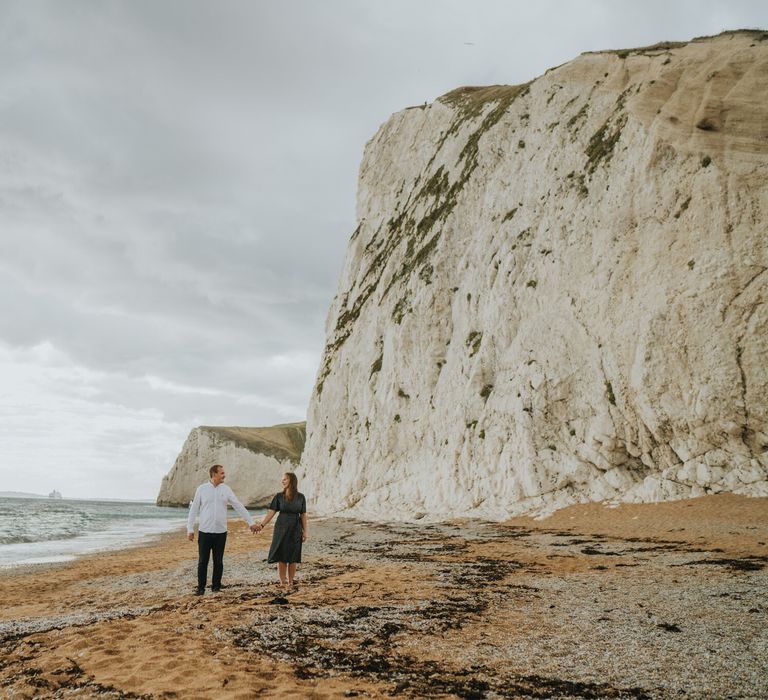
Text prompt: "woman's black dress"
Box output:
[[267, 491, 306, 564]]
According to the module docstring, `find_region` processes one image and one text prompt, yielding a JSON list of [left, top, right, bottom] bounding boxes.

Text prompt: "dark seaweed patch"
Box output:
[[1, 655, 153, 699], [678, 557, 767, 572], [446, 558, 525, 586], [229, 525, 652, 700], [232, 619, 649, 699], [581, 547, 621, 556], [657, 622, 682, 633], [479, 525, 532, 540]]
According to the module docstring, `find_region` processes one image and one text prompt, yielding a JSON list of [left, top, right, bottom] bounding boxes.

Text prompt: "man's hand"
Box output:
[[250, 523, 261, 534], [187, 532, 194, 542]]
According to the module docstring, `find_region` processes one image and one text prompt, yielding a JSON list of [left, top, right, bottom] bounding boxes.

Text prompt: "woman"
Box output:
[[255, 472, 307, 590]]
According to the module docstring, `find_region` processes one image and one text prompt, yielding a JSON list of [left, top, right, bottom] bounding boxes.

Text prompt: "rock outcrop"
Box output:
[[299, 31, 768, 519], [157, 423, 306, 507]]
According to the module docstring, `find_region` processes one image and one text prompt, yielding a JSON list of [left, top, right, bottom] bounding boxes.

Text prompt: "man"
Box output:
[[187, 464, 259, 595]]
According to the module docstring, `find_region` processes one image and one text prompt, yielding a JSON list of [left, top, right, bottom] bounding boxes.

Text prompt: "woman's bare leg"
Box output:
[[288, 563, 297, 585], [277, 562, 288, 587]]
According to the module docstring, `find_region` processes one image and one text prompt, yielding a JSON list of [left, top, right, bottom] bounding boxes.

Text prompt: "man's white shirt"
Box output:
[[187, 482, 254, 534]]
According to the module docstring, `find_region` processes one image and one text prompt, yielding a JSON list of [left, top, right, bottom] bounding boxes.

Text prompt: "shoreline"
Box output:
[[0, 520, 189, 572], [0, 527, 188, 578], [0, 496, 192, 570], [1, 493, 766, 698]]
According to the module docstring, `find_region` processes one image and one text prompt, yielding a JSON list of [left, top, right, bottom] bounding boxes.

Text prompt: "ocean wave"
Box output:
[[0, 497, 187, 551], [0, 530, 85, 545]]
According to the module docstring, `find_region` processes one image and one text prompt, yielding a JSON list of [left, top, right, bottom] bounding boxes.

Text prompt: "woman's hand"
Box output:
[[302, 532, 307, 542]]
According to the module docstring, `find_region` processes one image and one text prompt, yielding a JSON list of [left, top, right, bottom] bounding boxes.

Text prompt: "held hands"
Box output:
[[249, 523, 263, 534]]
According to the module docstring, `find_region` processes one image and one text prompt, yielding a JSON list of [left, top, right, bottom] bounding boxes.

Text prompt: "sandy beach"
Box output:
[[1, 493, 766, 699]]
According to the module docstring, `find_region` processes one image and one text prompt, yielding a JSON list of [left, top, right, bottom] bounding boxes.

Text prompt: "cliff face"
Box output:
[[157, 423, 306, 507], [299, 31, 768, 519]]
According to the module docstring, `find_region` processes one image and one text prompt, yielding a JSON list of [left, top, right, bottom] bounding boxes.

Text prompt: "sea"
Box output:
[[0, 496, 192, 568]]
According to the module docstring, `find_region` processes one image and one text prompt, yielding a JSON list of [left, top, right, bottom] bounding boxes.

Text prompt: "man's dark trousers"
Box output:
[[198, 531, 228, 590]]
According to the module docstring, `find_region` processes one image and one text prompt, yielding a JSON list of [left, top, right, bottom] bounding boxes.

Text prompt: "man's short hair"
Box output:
[[209, 464, 224, 478]]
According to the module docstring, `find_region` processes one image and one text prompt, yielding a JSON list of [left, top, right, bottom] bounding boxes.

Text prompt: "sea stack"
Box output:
[[299, 31, 768, 519], [157, 423, 306, 508]]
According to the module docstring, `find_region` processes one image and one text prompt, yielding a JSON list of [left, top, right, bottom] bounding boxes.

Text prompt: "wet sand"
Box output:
[[1, 493, 766, 699]]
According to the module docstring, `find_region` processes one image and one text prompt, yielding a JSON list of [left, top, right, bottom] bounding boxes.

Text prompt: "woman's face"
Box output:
[[281, 474, 290, 489]]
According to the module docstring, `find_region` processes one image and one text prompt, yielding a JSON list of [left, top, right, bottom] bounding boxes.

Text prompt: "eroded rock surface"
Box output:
[[301, 31, 768, 519], [157, 423, 305, 507]]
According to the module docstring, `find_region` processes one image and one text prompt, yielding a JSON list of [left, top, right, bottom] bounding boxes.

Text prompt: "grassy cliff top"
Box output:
[[200, 422, 306, 462], [434, 30, 767, 110], [583, 28, 767, 57]]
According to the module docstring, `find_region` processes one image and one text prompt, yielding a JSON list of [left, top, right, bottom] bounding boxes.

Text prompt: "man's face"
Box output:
[[212, 467, 225, 486]]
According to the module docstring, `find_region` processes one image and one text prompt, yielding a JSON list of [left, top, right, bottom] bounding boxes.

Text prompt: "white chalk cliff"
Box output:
[[300, 31, 768, 520], [157, 423, 305, 507]]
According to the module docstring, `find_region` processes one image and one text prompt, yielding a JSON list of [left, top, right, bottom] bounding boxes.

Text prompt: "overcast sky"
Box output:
[[2, 1, 766, 500]]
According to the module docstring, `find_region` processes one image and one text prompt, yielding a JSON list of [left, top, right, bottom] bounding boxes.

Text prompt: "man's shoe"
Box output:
[[211, 587, 221, 593], [194, 588, 205, 596]]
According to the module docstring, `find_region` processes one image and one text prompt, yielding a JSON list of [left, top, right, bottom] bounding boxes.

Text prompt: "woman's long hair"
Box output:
[[283, 472, 298, 502]]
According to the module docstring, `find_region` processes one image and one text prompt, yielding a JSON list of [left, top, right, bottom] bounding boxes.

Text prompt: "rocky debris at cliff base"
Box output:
[[0, 495, 766, 698]]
